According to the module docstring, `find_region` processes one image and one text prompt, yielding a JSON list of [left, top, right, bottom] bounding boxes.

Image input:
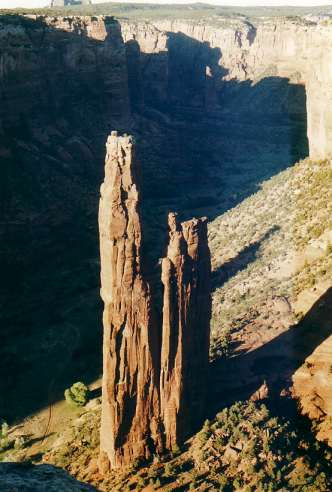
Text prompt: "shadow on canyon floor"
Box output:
[[0, 16, 309, 423], [211, 225, 280, 290], [0, 462, 97, 490], [210, 286, 332, 420]]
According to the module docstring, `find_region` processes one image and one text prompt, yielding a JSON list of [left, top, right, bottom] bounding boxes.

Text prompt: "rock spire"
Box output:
[[160, 213, 211, 449], [99, 132, 211, 470]]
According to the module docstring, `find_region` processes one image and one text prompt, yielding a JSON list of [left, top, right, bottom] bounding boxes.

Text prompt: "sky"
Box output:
[[1, 0, 332, 9]]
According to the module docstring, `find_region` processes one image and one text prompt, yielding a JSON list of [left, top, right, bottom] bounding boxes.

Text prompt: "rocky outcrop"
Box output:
[[292, 286, 332, 447], [160, 213, 211, 449], [293, 335, 332, 447], [99, 133, 211, 470]]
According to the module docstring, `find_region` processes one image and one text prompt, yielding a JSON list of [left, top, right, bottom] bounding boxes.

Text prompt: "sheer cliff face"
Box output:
[[0, 15, 130, 229], [99, 134, 211, 469], [0, 16, 131, 420], [0, 16, 129, 137], [122, 19, 332, 159]]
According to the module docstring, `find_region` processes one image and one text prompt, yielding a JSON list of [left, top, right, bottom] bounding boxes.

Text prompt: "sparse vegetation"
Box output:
[[1, 2, 331, 23], [209, 157, 332, 356], [190, 401, 332, 491], [43, 399, 332, 491]]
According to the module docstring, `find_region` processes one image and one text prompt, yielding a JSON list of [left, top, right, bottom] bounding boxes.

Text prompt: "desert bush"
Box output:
[[14, 436, 26, 450], [136, 477, 146, 491], [163, 462, 175, 477], [171, 444, 181, 457], [64, 382, 89, 407], [0, 420, 10, 451]]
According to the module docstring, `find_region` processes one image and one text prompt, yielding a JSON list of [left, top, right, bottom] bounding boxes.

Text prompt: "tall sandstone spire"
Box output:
[[99, 132, 211, 470], [160, 213, 211, 449], [98, 132, 163, 471]]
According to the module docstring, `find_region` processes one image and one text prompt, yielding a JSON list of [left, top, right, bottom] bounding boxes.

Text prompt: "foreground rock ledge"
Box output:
[[98, 132, 211, 470]]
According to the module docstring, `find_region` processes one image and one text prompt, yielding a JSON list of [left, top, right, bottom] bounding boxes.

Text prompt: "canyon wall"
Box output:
[[1, 13, 331, 235], [122, 18, 332, 159], [0, 15, 129, 137], [0, 15, 130, 228], [98, 133, 211, 469], [0, 15, 132, 420]]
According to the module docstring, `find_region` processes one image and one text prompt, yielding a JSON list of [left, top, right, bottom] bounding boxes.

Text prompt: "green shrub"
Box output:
[[0, 420, 10, 451], [164, 462, 174, 477], [64, 382, 89, 407], [14, 436, 25, 450]]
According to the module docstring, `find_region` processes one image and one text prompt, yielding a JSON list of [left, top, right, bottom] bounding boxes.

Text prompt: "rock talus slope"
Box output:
[[98, 133, 211, 469]]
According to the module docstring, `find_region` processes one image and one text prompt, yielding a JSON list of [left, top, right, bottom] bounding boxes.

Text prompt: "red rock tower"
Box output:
[[160, 212, 211, 449], [99, 132, 211, 470]]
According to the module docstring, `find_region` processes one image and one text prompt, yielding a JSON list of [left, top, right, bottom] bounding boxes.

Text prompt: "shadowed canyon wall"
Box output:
[[0, 16, 131, 420], [0, 13, 331, 425], [122, 18, 332, 159], [98, 133, 211, 469]]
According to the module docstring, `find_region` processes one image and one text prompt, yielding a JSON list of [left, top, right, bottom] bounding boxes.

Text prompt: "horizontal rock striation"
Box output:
[[99, 133, 211, 470]]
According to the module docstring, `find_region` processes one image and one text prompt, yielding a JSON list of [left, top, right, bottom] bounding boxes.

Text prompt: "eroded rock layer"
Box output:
[[160, 213, 211, 449], [99, 134, 211, 469]]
